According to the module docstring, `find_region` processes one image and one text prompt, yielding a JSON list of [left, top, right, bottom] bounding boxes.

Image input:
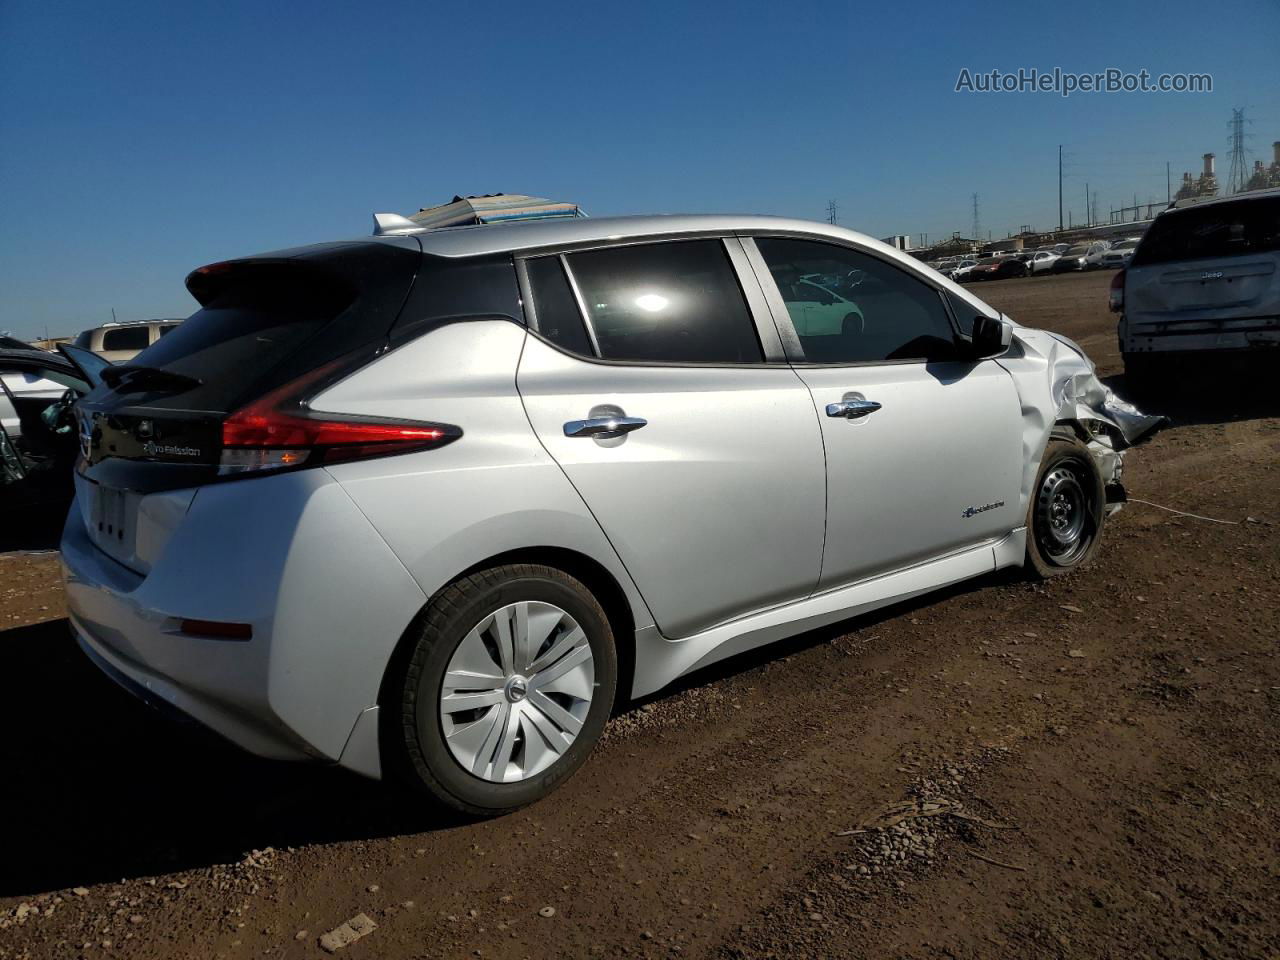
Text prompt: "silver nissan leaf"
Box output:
[[62, 214, 1160, 814]]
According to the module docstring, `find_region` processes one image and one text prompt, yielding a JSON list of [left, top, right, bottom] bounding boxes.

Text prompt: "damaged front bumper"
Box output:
[[995, 326, 1165, 517]]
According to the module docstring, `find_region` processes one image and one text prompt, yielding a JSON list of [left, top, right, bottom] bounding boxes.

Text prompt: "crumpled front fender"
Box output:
[[995, 325, 1165, 515]]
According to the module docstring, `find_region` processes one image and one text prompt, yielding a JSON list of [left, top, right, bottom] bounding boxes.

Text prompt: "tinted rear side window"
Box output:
[[101, 327, 150, 351], [527, 256, 593, 356], [1133, 197, 1280, 267], [565, 240, 761, 363], [390, 253, 523, 341]]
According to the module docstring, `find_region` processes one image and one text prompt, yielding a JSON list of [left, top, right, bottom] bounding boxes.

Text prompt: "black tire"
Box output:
[[387, 563, 617, 815], [1024, 436, 1105, 579]]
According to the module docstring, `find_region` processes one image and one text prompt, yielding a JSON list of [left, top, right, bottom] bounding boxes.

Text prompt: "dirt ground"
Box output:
[[1, 269, 1277, 960]]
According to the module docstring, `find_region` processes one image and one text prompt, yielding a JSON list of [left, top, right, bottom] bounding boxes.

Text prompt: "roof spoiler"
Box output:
[[372, 213, 426, 237]]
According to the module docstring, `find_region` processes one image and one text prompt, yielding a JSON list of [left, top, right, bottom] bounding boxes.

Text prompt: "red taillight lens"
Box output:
[[179, 618, 253, 641], [1108, 269, 1125, 313], [219, 356, 460, 475]]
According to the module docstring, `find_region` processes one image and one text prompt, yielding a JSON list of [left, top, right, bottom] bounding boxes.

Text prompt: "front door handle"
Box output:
[[564, 415, 648, 438], [825, 399, 882, 419]]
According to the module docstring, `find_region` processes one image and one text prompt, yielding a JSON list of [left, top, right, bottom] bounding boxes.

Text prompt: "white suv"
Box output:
[[73, 319, 183, 362], [63, 214, 1160, 814]]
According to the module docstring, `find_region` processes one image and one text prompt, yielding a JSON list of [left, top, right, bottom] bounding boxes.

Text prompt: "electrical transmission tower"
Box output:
[[971, 194, 980, 244], [1226, 108, 1251, 195], [826, 199, 838, 225]]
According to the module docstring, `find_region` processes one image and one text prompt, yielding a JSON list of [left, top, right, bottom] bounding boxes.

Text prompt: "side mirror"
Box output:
[[969, 315, 1013, 360]]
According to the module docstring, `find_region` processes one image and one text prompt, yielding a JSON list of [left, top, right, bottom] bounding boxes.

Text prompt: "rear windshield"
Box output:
[[96, 242, 420, 413], [1132, 196, 1280, 267]]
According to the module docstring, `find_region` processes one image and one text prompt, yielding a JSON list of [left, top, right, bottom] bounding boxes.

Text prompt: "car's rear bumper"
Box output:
[[61, 468, 430, 774], [1120, 318, 1280, 354]]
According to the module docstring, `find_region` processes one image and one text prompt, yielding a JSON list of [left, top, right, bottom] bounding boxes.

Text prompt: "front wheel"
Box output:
[[1024, 436, 1105, 578], [388, 564, 617, 815]]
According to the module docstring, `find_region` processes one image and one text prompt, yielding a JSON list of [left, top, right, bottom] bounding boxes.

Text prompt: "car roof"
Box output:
[[239, 214, 1006, 323], [410, 213, 887, 260], [0, 347, 75, 370], [83, 318, 183, 333], [1164, 186, 1280, 213]]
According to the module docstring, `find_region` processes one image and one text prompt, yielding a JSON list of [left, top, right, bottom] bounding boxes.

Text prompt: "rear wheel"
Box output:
[[1024, 437, 1105, 578], [389, 564, 617, 815]]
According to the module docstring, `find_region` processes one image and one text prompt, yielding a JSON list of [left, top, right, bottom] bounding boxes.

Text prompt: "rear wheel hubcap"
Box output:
[[438, 601, 594, 784]]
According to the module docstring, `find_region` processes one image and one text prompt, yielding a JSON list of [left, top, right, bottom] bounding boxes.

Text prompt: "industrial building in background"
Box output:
[[1247, 142, 1280, 191], [1175, 153, 1220, 201]]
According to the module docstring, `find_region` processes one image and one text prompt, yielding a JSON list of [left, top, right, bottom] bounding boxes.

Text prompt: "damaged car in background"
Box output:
[[1, 344, 109, 516], [61, 212, 1162, 817]]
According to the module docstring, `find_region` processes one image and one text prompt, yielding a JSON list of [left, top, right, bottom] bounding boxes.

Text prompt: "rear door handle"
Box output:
[[825, 399, 882, 419], [564, 415, 648, 438]]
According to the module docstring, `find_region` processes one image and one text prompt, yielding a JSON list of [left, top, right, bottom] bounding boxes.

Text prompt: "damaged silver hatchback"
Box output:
[[64, 214, 1161, 815]]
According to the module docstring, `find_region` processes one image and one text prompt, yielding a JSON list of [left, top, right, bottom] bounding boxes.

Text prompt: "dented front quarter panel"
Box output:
[[994, 324, 1164, 515]]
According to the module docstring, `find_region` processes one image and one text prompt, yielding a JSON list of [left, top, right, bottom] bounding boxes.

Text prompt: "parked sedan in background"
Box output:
[[1052, 241, 1111, 272], [951, 258, 980, 281], [1100, 238, 1141, 268], [964, 256, 1028, 281], [1028, 250, 1060, 274]]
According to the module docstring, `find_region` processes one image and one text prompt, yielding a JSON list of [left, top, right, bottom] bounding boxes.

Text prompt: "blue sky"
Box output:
[[2, 0, 1277, 339]]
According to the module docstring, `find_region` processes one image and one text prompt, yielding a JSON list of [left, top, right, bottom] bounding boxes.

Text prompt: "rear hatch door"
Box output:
[[74, 239, 422, 572], [1126, 196, 1280, 328]]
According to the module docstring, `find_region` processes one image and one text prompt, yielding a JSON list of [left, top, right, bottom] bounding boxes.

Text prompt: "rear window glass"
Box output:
[[125, 276, 353, 410], [98, 243, 419, 413], [1133, 197, 1280, 267]]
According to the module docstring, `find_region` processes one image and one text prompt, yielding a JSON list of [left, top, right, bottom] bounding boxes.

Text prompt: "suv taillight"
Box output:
[[1108, 269, 1125, 313], [219, 357, 460, 476]]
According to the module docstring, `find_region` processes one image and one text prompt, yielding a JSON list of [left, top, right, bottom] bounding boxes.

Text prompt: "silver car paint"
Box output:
[[516, 333, 826, 639], [1121, 257, 1280, 354], [64, 467, 428, 763], [312, 320, 655, 635], [61, 213, 1159, 780]]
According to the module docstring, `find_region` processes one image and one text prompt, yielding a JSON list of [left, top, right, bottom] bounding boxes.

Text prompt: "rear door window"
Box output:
[[1133, 197, 1280, 266], [564, 240, 763, 363]]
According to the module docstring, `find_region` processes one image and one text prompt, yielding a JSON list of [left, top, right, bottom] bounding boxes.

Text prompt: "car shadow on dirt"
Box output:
[[1102, 367, 1280, 428], [0, 513, 65, 554], [1, 569, 1021, 897], [0, 618, 458, 897]]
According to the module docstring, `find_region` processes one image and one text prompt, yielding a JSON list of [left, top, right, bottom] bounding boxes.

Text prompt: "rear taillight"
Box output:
[[1108, 269, 1125, 313], [219, 357, 460, 476]]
